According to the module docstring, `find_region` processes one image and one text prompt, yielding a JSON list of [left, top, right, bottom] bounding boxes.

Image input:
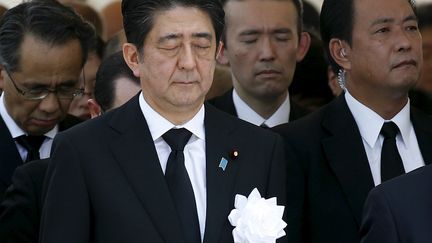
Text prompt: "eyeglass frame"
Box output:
[[3, 65, 84, 100]]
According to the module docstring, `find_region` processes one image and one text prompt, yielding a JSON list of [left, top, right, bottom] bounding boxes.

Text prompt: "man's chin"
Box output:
[[26, 119, 59, 135]]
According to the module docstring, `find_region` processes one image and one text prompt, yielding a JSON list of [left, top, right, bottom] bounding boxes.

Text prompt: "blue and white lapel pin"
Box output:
[[219, 157, 228, 171], [219, 149, 239, 171]]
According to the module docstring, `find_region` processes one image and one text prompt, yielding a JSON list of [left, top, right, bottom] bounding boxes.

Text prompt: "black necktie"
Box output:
[[260, 123, 270, 129], [15, 135, 46, 162], [163, 128, 200, 243], [380, 122, 405, 182]]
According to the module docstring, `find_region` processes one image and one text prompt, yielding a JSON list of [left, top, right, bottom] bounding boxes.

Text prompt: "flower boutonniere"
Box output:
[[228, 188, 287, 243]]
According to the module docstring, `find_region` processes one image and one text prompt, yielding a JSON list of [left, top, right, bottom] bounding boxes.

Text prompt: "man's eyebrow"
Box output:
[[157, 33, 182, 44], [192, 32, 212, 41], [273, 28, 293, 34], [371, 17, 394, 26], [371, 15, 418, 26], [157, 32, 212, 43], [239, 28, 292, 36], [239, 29, 261, 36], [403, 14, 418, 23]]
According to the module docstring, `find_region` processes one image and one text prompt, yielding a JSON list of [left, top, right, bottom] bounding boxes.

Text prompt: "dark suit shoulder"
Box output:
[[289, 100, 311, 121], [361, 164, 432, 243], [206, 102, 281, 141], [58, 114, 84, 131], [15, 159, 49, 186], [273, 101, 328, 141], [374, 163, 432, 196], [0, 159, 49, 243], [207, 89, 237, 117], [56, 99, 128, 140], [0, 116, 23, 199]]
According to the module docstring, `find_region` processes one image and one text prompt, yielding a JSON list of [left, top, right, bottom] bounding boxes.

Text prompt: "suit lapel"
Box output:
[[321, 96, 375, 225], [203, 104, 240, 243], [108, 95, 185, 243], [411, 108, 432, 165]]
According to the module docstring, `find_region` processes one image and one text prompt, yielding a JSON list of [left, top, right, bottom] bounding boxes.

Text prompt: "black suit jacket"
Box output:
[[208, 89, 309, 123], [40, 95, 287, 243], [273, 95, 432, 243], [360, 164, 432, 243], [0, 159, 49, 243], [0, 115, 82, 201]]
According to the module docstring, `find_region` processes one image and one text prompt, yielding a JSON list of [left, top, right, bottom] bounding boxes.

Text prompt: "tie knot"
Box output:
[[260, 123, 270, 129], [380, 122, 400, 139], [16, 135, 46, 151], [163, 128, 192, 151]]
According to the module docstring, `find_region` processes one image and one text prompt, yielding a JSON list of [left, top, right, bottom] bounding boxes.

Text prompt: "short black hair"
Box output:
[[88, 35, 105, 60], [320, 0, 416, 74], [220, 0, 304, 45], [122, 0, 224, 54], [0, 0, 95, 72], [302, 0, 320, 37], [95, 51, 140, 111], [417, 3, 432, 30]]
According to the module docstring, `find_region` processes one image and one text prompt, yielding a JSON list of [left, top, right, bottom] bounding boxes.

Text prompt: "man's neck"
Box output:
[[235, 88, 288, 119], [346, 85, 409, 120], [147, 100, 203, 125]]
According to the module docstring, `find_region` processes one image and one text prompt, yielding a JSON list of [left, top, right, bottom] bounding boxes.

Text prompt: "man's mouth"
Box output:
[[392, 59, 417, 69]]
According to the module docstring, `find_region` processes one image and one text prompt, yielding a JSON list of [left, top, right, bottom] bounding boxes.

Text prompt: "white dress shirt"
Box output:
[[232, 89, 291, 127], [0, 95, 56, 161], [139, 93, 207, 241], [345, 91, 425, 186]]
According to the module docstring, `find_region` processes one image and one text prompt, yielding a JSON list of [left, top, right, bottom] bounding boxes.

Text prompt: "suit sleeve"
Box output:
[[0, 164, 40, 242], [360, 186, 400, 243], [39, 134, 90, 243]]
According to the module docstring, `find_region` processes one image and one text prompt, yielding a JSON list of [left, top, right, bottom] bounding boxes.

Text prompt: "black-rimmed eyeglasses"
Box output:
[[3, 67, 84, 100]]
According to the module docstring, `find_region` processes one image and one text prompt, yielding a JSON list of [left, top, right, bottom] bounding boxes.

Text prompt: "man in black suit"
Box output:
[[209, 0, 310, 127], [360, 164, 432, 243], [0, 51, 141, 243], [0, 0, 94, 200], [40, 0, 287, 242], [274, 0, 432, 242]]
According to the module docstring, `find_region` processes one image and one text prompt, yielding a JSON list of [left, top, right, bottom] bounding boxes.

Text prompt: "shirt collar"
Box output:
[[232, 89, 290, 127], [345, 90, 411, 148], [139, 92, 205, 141], [0, 94, 58, 139]]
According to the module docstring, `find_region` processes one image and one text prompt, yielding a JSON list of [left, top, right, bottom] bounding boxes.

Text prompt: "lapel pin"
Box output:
[[230, 149, 239, 160], [219, 157, 228, 171]]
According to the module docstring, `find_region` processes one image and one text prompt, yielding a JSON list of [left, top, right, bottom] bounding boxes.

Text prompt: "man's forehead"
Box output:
[[151, 6, 215, 35], [225, 0, 297, 28], [353, 0, 415, 24]]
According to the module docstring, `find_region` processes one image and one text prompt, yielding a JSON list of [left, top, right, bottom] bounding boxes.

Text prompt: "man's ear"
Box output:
[[216, 41, 230, 65], [87, 99, 102, 118], [296, 32, 311, 62], [329, 38, 351, 71], [123, 43, 141, 78]]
